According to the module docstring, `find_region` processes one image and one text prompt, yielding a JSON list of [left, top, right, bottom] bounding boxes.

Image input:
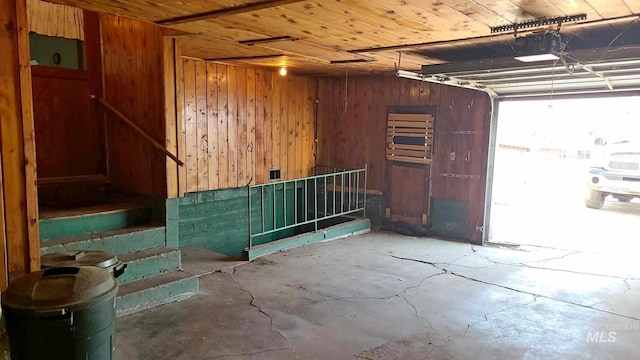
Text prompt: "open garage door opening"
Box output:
[[489, 95, 640, 256]]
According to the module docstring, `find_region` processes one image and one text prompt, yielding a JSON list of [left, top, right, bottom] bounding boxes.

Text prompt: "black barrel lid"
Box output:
[[1, 267, 118, 311], [41, 250, 120, 270]]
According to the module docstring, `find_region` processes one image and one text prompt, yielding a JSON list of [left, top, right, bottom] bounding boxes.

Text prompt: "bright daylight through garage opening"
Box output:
[[490, 96, 640, 256]]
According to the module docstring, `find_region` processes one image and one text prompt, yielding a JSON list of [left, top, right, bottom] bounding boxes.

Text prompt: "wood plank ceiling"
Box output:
[[46, 0, 640, 75]]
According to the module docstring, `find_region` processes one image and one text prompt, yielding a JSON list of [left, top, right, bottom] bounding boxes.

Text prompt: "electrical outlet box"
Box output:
[[269, 169, 281, 180]]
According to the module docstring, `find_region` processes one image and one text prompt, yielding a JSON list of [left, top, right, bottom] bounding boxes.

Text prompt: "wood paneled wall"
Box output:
[[178, 59, 316, 194], [0, 158, 7, 290], [0, 0, 40, 287], [101, 14, 167, 198], [317, 77, 491, 243], [27, 0, 84, 40], [32, 66, 105, 179]]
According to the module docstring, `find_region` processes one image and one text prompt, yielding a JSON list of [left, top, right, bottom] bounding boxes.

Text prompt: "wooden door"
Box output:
[[32, 66, 105, 180], [384, 106, 436, 226]]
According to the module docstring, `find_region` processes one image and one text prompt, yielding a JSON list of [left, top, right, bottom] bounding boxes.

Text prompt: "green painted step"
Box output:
[[40, 225, 166, 255], [244, 218, 371, 260], [39, 203, 152, 241], [117, 247, 181, 284], [116, 271, 199, 317]]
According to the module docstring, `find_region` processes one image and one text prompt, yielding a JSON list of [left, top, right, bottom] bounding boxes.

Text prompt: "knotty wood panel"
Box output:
[[205, 61, 219, 191], [317, 77, 491, 243], [164, 37, 179, 198], [0, 157, 7, 290], [0, 0, 41, 284], [227, 65, 238, 188], [195, 60, 208, 191], [179, 59, 316, 193], [31, 66, 105, 179], [42, 0, 632, 75], [101, 14, 167, 197]]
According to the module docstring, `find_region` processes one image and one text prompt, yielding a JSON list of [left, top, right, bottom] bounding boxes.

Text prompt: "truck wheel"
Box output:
[[585, 189, 605, 209]]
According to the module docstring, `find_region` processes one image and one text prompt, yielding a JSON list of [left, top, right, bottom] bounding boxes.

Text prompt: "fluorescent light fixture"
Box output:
[[396, 70, 423, 81], [514, 53, 560, 62]]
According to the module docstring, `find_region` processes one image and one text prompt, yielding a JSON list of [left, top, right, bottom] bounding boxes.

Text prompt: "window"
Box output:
[[29, 33, 84, 70]]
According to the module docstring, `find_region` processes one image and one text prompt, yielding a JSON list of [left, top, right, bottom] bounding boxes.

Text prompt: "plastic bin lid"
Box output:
[[41, 250, 120, 270], [1, 267, 118, 311]]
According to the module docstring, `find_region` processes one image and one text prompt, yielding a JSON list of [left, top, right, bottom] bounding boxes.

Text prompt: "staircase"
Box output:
[[39, 202, 199, 317]]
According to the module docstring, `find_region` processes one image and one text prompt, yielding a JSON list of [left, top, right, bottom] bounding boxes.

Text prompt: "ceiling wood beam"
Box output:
[[161, 27, 199, 37], [205, 54, 285, 61], [239, 36, 297, 46], [157, 0, 305, 25]]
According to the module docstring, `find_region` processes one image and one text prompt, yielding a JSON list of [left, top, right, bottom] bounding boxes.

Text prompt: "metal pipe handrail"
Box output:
[[262, 168, 364, 187], [248, 166, 367, 249], [91, 95, 184, 166]]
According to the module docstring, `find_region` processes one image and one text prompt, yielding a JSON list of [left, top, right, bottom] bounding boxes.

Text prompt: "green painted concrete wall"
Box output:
[[167, 185, 302, 259], [431, 198, 470, 240], [245, 218, 371, 260], [250, 183, 302, 246], [364, 194, 383, 227], [40, 206, 151, 241], [167, 188, 248, 258]]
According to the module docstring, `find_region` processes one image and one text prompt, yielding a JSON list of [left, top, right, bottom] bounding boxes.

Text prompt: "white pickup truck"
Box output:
[[585, 140, 640, 209]]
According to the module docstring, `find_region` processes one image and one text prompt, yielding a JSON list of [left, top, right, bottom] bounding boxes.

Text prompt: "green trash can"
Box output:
[[1, 266, 118, 360], [41, 251, 127, 279]]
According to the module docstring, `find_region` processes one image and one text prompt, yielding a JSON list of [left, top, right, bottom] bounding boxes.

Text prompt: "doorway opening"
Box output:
[[489, 96, 640, 257]]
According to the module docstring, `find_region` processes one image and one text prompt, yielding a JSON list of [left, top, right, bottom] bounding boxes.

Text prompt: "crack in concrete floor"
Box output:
[[228, 256, 455, 360], [590, 279, 633, 308], [225, 240, 639, 358], [470, 250, 640, 281], [116, 233, 640, 360], [461, 250, 639, 308], [213, 348, 291, 359], [462, 295, 539, 336], [520, 250, 582, 264], [510, 263, 640, 281], [224, 268, 300, 360], [387, 254, 640, 322], [356, 248, 637, 359], [310, 269, 447, 305]]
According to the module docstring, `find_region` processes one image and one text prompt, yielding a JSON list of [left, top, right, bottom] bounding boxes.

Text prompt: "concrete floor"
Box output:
[[490, 154, 640, 256], [116, 232, 640, 360]]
